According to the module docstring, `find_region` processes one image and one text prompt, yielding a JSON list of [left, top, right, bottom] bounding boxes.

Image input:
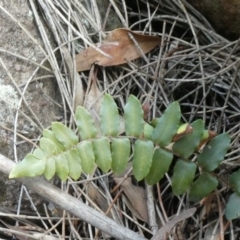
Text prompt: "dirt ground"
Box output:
[[0, 1, 60, 210], [1, 1, 239, 239], [0, 0, 120, 213]]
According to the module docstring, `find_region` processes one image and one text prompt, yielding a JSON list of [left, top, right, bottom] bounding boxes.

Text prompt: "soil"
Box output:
[[0, 0, 120, 215], [0, 1, 61, 211], [187, 0, 240, 40], [0, 1, 238, 239]]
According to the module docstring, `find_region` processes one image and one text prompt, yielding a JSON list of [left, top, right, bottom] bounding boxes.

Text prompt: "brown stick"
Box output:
[[0, 153, 146, 240]]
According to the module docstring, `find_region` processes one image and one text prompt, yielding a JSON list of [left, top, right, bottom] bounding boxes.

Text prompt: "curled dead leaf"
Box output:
[[172, 124, 193, 142], [76, 28, 161, 71], [197, 130, 217, 151]]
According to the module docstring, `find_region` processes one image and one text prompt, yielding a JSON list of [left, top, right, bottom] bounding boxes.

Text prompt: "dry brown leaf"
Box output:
[[76, 28, 161, 71], [151, 208, 196, 240], [87, 182, 112, 218], [83, 68, 102, 135], [199, 193, 222, 221], [114, 177, 149, 223]]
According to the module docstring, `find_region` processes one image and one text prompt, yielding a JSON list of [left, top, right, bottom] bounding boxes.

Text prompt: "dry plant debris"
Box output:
[[76, 28, 161, 71], [1, 0, 240, 239], [115, 177, 149, 223]]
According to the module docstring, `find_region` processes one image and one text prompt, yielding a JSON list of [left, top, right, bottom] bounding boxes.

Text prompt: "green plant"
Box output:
[[9, 94, 238, 220]]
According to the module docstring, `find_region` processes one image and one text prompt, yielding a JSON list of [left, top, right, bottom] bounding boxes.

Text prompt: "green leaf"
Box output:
[[55, 154, 69, 181], [124, 95, 144, 137], [151, 118, 159, 128], [229, 169, 240, 194], [33, 148, 45, 159], [43, 157, 55, 180], [100, 94, 120, 136], [51, 122, 78, 148], [146, 148, 173, 185], [40, 137, 59, 157], [132, 140, 154, 181], [143, 123, 154, 140], [152, 101, 180, 146], [197, 133, 230, 171], [201, 130, 210, 141], [189, 172, 218, 201], [76, 141, 95, 174], [75, 106, 97, 140], [225, 193, 240, 220], [173, 120, 204, 159], [43, 129, 66, 151], [65, 149, 82, 180], [92, 137, 112, 172], [111, 138, 130, 174], [172, 160, 197, 196], [9, 154, 45, 178]]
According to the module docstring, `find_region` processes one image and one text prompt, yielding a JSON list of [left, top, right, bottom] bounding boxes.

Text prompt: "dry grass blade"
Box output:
[[61, 46, 84, 109], [1, 0, 240, 239]]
